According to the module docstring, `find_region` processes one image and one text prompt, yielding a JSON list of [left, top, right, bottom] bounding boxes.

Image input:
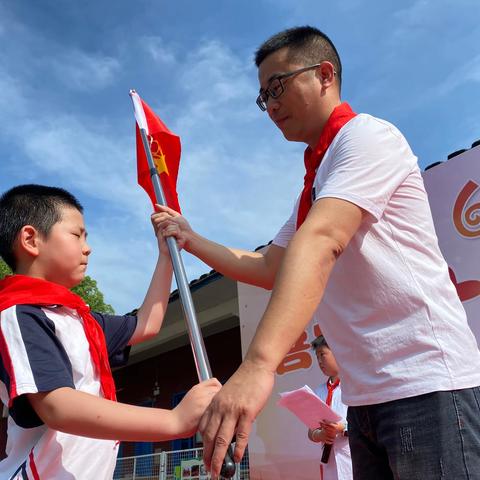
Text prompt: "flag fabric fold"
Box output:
[[130, 90, 181, 212]]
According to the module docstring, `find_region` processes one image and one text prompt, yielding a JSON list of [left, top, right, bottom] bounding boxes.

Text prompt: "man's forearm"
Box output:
[[187, 232, 278, 289], [244, 228, 338, 371]]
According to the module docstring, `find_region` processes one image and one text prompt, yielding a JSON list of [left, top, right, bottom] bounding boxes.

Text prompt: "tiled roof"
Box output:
[[424, 138, 479, 171]]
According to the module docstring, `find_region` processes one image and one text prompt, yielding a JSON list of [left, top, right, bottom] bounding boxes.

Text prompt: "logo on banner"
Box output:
[[450, 180, 480, 302], [449, 267, 480, 303], [453, 180, 480, 238]]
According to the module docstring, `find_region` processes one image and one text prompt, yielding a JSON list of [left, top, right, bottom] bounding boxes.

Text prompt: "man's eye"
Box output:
[[269, 81, 282, 97]]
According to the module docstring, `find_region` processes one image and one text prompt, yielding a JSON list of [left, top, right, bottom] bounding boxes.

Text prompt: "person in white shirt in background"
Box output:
[[308, 335, 352, 480]]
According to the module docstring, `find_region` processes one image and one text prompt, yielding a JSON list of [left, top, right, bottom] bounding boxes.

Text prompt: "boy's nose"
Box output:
[[83, 242, 92, 256]]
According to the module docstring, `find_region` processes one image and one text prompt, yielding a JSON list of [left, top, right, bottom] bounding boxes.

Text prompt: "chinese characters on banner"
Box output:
[[276, 324, 322, 376]]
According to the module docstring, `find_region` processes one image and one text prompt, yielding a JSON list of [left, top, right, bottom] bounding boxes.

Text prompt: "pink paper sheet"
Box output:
[[277, 385, 342, 429]]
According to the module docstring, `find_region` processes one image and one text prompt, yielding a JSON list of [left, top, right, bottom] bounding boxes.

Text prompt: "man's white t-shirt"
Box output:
[[274, 114, 480, 406]]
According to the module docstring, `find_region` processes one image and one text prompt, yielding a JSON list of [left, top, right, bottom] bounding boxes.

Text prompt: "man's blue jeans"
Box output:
[[346, 387, 480, 479]]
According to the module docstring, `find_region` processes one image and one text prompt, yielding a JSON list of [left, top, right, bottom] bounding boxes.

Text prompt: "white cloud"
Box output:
[[392, 0, 479, 41], [142, 36, 177, 65], [180, 40, 254, 105], [86, 221, 159, 313], [0, 94, 146, 218], [169, 40, 304, 249], [0, 2, 11, 37], [22, 117, 141, 207], [0, 22, 304, 312], [434, 54, 480, 97], [393, 0, 434, 32], [0, 70, 27, 116], [51, 50, 120, 91]]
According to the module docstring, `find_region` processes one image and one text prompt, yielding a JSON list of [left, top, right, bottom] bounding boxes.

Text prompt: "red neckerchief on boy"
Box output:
[[0, 274, 116, 401], [325, 377, 340, 406], [296, 102, 357, 229]]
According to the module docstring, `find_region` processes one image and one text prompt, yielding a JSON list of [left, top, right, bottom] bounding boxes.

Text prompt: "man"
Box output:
[[158, 26, 480, 479]]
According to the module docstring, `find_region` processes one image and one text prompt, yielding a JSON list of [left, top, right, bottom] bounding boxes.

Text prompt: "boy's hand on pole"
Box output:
[[172, 378, 221, 438]]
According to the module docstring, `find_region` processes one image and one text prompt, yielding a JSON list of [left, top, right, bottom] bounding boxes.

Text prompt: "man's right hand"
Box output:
[[154, 204, 194, 251], [198, 359, 275, 477]]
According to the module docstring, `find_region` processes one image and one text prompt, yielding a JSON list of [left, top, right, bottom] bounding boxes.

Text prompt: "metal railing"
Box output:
[[114, 446, 250, 480]]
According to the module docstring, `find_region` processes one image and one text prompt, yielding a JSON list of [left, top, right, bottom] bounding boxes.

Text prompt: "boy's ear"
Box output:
[[17, 225, 42, 258]]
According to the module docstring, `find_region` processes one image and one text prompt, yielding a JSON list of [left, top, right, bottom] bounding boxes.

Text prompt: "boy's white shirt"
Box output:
[[0, 305, 127, 479]]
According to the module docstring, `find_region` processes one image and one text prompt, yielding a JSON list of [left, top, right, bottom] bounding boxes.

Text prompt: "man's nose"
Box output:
[[266, 97, 280, 116]]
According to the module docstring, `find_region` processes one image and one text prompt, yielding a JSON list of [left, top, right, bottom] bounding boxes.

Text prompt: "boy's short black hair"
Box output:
[[311, 334, 329, 350], [254, 25, 342, 90], [0, 184, 83, 271]]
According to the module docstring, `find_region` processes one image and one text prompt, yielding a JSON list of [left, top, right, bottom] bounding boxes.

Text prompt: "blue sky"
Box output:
[[1, 0, 479, 313]]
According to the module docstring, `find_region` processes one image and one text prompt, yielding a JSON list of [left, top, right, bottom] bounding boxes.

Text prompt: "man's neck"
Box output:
[[306, 98, 343, 150]]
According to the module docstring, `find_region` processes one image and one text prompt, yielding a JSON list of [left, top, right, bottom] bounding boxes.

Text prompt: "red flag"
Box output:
[[134, 95, 181, 212]]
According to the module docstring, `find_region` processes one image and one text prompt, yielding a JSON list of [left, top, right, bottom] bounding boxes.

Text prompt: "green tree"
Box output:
[[0, 258, 12, 279], [0, 258, 114, 314], [72, 276, 115, 314]]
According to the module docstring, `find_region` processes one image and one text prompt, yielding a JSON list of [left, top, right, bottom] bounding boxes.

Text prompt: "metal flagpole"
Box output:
[[130, 90, 235, 478], [137, 126, 212, 381]]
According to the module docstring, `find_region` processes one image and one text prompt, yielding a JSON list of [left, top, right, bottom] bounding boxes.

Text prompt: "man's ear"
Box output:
[[316, 61, 336, 89], [17, 225, 42, 258]]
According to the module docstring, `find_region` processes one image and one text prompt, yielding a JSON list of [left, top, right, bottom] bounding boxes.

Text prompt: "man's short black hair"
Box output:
[[311, 334, 329, 350], [0, 184, 83, 271], [254, 25, 342, 90]]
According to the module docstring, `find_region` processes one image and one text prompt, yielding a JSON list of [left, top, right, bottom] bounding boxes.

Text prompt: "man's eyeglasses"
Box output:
[[256, 63, 325, 112]]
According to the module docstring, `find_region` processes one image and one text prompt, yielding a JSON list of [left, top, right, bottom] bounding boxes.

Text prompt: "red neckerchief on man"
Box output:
[[296, 102, 357, 229], [0, 274, 116, 402], [325, 377, 340, 407]]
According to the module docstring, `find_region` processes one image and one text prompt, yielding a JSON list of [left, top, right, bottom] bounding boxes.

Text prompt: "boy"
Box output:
[[308, 335, 352, 480], [0, 184, 220, 479]]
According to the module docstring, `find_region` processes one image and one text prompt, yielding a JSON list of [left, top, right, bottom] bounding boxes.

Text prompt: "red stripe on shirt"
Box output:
[[29, 449, 41, 480]]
